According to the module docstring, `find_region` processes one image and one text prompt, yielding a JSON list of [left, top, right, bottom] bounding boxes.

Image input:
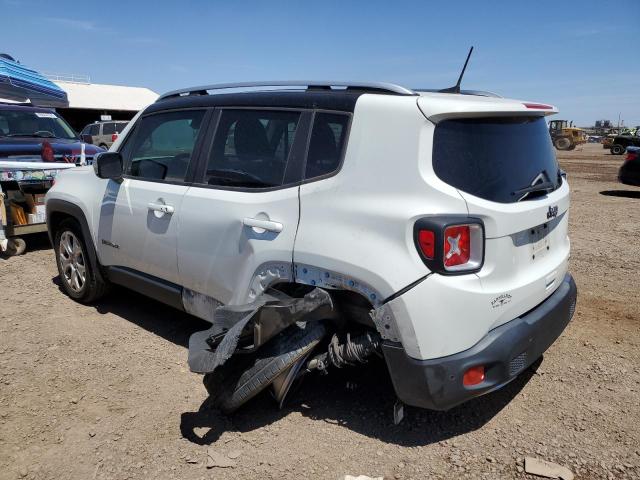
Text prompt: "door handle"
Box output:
[[243, 217, 283, 233], [148, 202, 175, 214]]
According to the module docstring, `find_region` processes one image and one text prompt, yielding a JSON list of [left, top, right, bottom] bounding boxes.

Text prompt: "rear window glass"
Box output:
[[102, 122, 116, 135], [305, 113, 350, 179], [432, 116, 560, 203]]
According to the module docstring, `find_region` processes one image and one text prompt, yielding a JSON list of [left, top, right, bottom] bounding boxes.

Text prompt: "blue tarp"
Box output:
[[0, 56, 69, 108]]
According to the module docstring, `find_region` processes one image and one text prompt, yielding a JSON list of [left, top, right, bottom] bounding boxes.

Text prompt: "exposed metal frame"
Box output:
[[157, 81, 418, 100]]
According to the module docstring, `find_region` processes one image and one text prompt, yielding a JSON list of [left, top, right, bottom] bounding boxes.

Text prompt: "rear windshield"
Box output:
[[432, 116, 560, 203]]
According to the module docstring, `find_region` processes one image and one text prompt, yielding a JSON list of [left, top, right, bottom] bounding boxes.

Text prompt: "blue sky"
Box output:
[[3, 0, 639, 126]]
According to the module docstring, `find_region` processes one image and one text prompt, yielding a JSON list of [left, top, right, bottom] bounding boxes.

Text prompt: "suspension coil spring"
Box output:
[[327, 331, 381, 368]]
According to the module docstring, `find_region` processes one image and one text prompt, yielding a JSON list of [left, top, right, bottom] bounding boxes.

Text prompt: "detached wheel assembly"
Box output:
[[203, 321, 328, 413]]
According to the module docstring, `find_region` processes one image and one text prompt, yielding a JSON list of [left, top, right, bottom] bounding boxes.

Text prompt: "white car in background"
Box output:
[[45, 81, 577, 413]]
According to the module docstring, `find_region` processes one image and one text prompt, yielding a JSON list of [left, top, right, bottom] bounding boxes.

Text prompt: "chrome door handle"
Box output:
[[243, 217, 283, 233], [148, 202, 175, 214]]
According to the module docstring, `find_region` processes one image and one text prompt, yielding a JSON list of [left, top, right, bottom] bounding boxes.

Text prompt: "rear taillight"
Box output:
[[625, 151, 638, 162], [443, 223, 483, 272], [414, 217, 484, 275], [444, 225, 470, 267], [111, 133, 118, 142], [41, 141, 54, 162], [417, 230, 435, 259]]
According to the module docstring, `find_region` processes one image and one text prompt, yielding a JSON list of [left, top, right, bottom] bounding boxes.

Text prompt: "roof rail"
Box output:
[[157, 80, 417, 101]]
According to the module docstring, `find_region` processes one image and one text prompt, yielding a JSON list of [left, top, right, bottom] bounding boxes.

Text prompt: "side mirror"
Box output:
[[81, 134, 93, 144], [93, 152, 123, 180]]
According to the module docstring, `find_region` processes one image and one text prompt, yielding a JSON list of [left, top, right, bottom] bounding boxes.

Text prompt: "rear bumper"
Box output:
[[382, 273, 577, 411]]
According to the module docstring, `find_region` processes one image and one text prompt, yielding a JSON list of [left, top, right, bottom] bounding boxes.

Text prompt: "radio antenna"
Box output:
[[439, 46, 474, 94]]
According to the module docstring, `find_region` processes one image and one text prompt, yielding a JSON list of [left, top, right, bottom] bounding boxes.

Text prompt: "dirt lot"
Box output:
[[1, 143, 639, 480]]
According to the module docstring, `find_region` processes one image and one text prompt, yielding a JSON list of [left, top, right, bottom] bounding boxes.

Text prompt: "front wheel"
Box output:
[[611, 144, 625, 155], [54, 219, 109, 303]]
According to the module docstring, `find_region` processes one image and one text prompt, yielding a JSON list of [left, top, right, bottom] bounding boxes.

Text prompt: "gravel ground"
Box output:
[[0, 143, 639, 480]]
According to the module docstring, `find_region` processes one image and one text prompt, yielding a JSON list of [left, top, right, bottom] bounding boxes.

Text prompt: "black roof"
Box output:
[[145, 90, 373, 115]]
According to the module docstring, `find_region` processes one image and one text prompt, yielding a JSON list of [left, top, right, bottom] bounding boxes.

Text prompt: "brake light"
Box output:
[[463, 366, 485, 386], [523, 102, 553, 110], [41, 141, 54, 162], [625, 151, 638, 162], [418, 230, 435, 259], [111, 133, 118, 142], [444, 225, 471, 267]]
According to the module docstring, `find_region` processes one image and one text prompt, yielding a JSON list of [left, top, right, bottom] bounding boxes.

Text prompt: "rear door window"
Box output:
[[432, 116, 560, 203], [204, 109, 300, 188], [305, 112, 350, 180], [124, 110, 205, 182]]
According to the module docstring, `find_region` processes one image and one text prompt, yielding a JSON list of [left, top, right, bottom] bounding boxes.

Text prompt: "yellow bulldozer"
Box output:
[[548, 120, 587, 151]]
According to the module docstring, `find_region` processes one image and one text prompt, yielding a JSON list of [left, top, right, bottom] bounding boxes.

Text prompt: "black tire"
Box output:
[[54, 219, 109, 303], [99, 144, 109, 150], [611, 144, 625, 155], [567, 144, 576, 151], [554, 137, 572, 150], [3, 237, 27, 256], [203, 321, 327, 413]]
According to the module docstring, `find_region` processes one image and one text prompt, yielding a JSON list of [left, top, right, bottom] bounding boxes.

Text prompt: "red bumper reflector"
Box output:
[[463, 366, 485, 386]]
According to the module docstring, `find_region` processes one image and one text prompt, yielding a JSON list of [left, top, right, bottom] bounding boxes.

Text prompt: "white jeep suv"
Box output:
[[46, 81, 577, 412]]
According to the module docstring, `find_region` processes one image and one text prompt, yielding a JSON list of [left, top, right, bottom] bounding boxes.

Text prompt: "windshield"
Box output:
[[432, 116, 560, 203], [0, 109, 78, 140]]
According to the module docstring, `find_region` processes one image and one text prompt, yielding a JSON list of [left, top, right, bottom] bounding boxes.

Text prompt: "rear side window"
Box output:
[[124, 110, 205, 182], [205, 109, 300, 188], [305, 113, 349, 180], [102, 122, 116, 135], [432, 116, 560, 203]]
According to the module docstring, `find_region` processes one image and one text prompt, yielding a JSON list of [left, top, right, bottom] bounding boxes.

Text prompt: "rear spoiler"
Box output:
[[417, 95, 558, 123]]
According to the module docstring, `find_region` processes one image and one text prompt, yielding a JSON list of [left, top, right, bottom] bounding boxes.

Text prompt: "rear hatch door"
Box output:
[[419, 95, 570, 328]]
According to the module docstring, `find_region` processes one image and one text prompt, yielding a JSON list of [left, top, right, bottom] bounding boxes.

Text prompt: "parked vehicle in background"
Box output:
[[618, 146, 640, 186], [548, 119, 587, 150], [80, 121, 129, 150], [46, 81, 577, 414], [0, 103, 104, 163], [609, 130, 640, 155]]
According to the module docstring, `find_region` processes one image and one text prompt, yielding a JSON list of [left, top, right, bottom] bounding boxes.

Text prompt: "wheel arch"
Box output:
[[46, 199, 101, 269]]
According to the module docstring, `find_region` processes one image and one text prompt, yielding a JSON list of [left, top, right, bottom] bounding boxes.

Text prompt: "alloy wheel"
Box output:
[[59, 231, 86, 292]]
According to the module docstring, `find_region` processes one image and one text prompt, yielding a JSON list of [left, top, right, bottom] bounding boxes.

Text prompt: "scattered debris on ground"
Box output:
[[524, 457, 574, 480]]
